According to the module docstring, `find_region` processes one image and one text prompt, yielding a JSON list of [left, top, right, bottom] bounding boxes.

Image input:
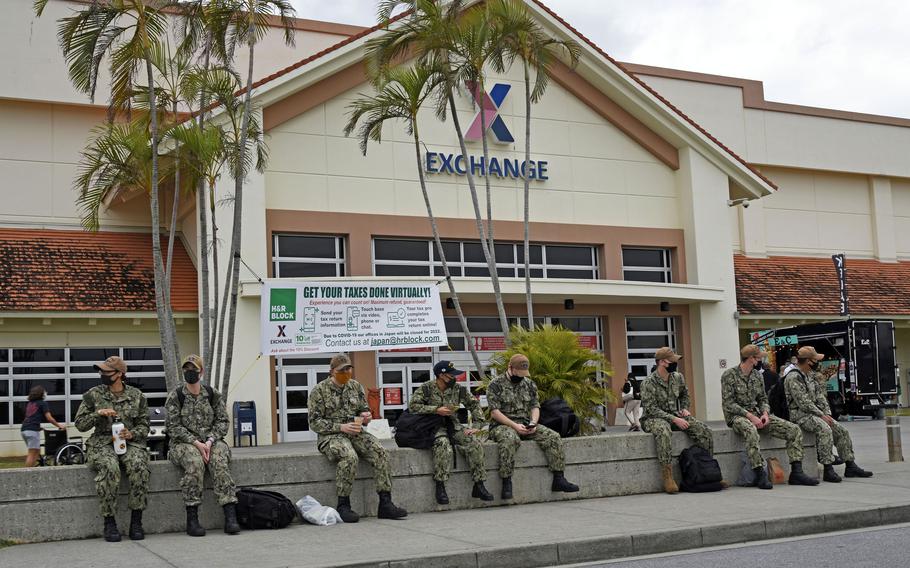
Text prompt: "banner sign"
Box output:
[[261, 281, 447, 356], [832, 254, 849, 316]]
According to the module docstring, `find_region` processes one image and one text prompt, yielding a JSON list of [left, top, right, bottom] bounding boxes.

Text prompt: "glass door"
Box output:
[[377, 364, 434, 426], [277, 363, 330, 442]]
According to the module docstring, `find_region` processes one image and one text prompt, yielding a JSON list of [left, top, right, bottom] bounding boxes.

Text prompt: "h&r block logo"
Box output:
[[466, 81, 514, 143], [269, 288, 297, 321]]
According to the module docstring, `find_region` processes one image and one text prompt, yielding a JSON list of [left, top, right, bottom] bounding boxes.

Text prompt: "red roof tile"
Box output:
[[0, 229, 197, 313], [734, 255, 910, 316]]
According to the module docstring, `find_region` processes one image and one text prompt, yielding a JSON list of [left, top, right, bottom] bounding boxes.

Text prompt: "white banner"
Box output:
[[261, 280, 447, 356]]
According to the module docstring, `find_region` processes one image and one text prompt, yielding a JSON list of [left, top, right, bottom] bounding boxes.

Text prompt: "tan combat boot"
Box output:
[[661, 464, 679, 494]]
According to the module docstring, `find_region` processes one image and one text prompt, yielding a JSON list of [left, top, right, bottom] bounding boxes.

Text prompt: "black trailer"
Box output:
[[758, 320, 898, 418]]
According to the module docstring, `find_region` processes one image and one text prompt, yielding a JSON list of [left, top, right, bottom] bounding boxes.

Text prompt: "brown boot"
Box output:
[[661, 464, 679, 494]]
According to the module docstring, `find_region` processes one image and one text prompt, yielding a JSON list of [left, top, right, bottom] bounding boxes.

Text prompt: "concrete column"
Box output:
[[869, 176, 897, 262], [739, 195, 768, 257], [676, 147, 742, 421]]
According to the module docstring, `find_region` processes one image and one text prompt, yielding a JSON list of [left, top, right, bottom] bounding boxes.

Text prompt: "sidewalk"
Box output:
[[2, 421, 908, 568]]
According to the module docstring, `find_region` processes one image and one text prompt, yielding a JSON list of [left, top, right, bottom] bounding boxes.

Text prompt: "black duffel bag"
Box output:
[[678, 446, 724, 492], [235, 488, 298, 529], [394, 410, 444, 449], [538, 398, 580, 438]]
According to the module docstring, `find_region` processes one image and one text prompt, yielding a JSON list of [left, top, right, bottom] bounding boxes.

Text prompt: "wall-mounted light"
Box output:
[[564, 299, 575, 310], [660, 301, 670, 312], [445, 297, 456, 310]]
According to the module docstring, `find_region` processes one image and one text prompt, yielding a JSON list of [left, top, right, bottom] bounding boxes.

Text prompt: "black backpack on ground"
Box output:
[[768, 377, 790, 421], [393, 410, 445, 449], [235, 488, 298, 529], [678, 446, 723, 492], [538, 398, 580, 438]]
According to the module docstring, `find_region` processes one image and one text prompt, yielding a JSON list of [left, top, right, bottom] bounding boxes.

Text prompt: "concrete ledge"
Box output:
[[0, 426, 816, 542]]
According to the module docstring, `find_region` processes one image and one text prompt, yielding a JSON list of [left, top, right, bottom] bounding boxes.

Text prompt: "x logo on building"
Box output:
[[465, 81, 514, 143]]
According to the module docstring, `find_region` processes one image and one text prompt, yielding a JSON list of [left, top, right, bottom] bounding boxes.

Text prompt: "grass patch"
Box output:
[[0, 539, 20, 549], [0, 456, 26, 469]]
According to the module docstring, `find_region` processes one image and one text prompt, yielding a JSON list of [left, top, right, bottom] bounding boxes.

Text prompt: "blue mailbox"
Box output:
[[232, 401, 258, 447]]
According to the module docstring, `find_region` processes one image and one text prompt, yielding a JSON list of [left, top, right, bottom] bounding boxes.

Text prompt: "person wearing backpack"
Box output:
[[784, 346, 872, 482], [309, 353, 407, 522], [640, 347, 717, 494], [721, 344, 818, 490], [165, 355, 240, 537], [487, 353, 580, 500], [407, 361, 493, 505]]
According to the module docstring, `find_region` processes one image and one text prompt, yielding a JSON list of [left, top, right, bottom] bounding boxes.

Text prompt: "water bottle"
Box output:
[[111, 416, 127, 455]]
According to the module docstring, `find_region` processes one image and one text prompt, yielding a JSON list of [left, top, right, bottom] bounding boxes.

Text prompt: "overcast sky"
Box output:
[[288, 0, 910, 119]]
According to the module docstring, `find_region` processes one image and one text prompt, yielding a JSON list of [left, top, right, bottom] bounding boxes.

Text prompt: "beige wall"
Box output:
[[265, 64, 681, 230]]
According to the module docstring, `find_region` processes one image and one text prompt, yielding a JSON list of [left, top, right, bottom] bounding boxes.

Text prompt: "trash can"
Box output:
[[233, 401, 258, 447]]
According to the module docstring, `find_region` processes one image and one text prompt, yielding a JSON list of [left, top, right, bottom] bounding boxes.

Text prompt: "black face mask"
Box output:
[[809, 360, 819, 370], [666, 362, 678, 374], [510, 375, 524, 384], [184, 369, 201, 384], [754, 360, 764, 371], [100, 372, 116, 387]]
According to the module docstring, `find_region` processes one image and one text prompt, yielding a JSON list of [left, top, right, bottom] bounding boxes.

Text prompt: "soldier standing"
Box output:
[[408, 360, 493, 505], [74, 356, 150, 542], [165, 355, 240, 537], [784, 346, 873, 482], [308, 353, 407, 522], [641, 347, 716, 494], [487, 353, 579, 500], [722, 344, 818, 489]]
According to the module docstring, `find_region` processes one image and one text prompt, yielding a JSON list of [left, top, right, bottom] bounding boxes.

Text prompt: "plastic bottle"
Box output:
[[111, 416, 127, 455]]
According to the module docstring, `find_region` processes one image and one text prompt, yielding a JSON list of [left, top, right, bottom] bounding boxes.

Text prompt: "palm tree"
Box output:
[[209, 0, 295, 395], [371, 0, 512, 347], [344, 60, 486, 376], [492, 0, 580, 325], [35, 0, 181, 388]]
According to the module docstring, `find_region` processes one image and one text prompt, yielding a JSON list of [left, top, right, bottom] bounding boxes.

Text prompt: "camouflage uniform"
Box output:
[[308, 379, 392, 497], [165, 385, 238, 506], [640, 370, 714, 465], [487, 376, 565, 477], [74, 384, 150, 517], [721, 366, 804, 469], [409, 380, 487, 482], [784, 369, 854, 464]]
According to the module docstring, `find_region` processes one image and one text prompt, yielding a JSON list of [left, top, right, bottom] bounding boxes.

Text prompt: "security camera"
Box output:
[[727, 198, 750, 208]]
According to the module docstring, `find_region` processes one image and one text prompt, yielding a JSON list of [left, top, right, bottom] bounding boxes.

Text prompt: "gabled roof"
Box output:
[[242, 0, 776, 196], [734, 255, 910, 316], [0, 229, 197, 313]]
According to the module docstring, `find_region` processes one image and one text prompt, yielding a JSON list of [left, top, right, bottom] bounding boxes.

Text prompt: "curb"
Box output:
[[330, 503, 910, 568]]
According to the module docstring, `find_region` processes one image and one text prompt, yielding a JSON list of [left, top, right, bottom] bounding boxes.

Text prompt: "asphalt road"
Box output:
[[566, 523, 910, 568]]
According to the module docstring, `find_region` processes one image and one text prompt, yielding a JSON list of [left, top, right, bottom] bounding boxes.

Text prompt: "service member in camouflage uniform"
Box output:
[[487, 353, 579, 500], [165, 355, 240, 537], [408, 360, 493, 504], [308, 353, 407, 522], [784, 346, 872, 482], [721, 344, 818, 489], [74, 356, 150, 542], [641, 347, 716, 494]]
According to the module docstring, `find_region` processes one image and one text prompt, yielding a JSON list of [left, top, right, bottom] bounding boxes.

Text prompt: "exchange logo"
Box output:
[[465, 81, 514, 143]]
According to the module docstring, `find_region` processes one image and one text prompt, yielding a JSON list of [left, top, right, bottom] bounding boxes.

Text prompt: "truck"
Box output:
[[753, 319, 899, 419]]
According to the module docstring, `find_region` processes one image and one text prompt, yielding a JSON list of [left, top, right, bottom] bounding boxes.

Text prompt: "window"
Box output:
[[273, 234, 345, 278], [0, 347, 167, 426], [373, 238, 597, 279], [622, 247, 672, 283], [625, 317, 677, 379]]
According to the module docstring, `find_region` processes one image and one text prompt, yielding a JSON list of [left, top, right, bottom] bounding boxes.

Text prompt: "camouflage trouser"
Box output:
[[169, 441, 238, 507], [432, 430, 486, 483], [489, 424, 565, 478], [795, 416, 855, 465], [730, 415, 804, 469], [641, 416, 714, 465], [87, 443, 150, 517], [318, 432, 392, 497]]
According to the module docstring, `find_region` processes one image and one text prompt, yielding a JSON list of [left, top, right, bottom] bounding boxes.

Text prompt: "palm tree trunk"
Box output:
[[447, 90, 512, 347], [478, 76, 495, 268], [209, 180, 221, 378], [220, 39, 256, 395], [166, 151, 180, 296], [198, 39, 213, 376], [146, 56, 180, 390], [212, 248, 232, 391], [522, 60, 533, 326], [411, 122, 484, 375]]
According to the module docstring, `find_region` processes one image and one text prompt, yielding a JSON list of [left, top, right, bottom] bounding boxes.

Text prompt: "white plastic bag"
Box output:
[[296, 495, 343, 526]]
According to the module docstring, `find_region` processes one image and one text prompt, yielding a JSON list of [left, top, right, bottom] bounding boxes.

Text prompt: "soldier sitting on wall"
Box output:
[[308, 353, 407, 522], [407, 360, 493, 505], [165, 355, 240, 537]]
